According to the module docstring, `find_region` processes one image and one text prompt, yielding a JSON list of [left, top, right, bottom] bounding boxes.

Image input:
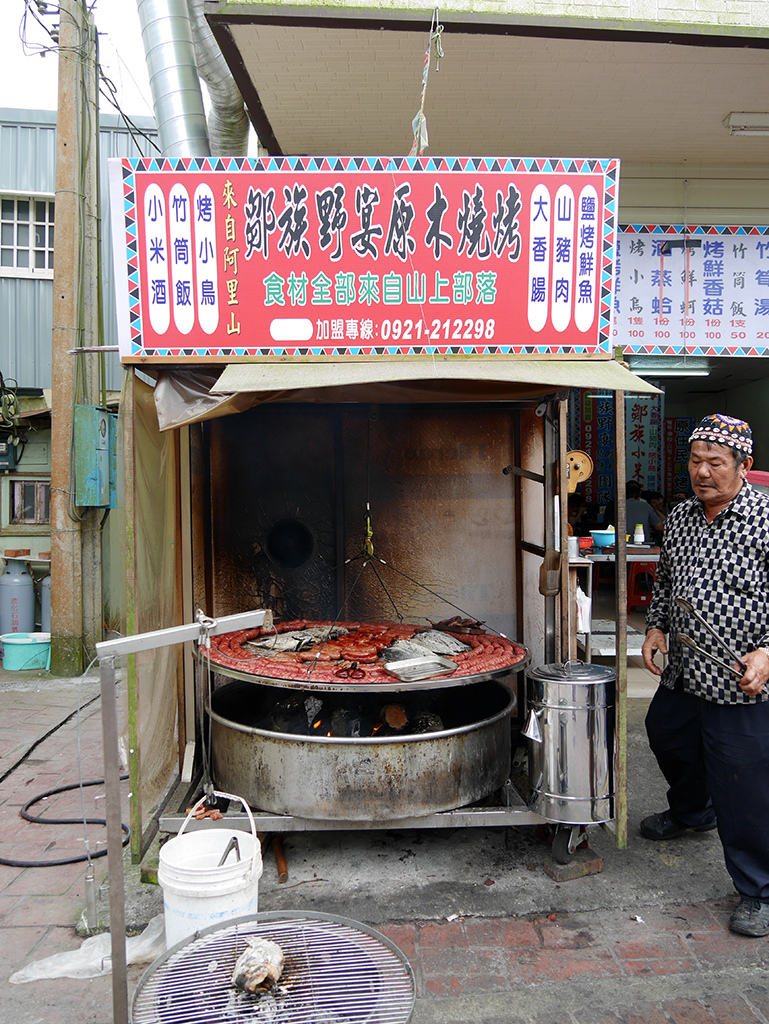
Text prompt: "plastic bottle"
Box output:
[[633, 524, 645, 544]]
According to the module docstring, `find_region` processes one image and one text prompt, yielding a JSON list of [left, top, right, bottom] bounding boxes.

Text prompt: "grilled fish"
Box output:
[[381, 639, 435, 662], [383, 632, 470, 662], [247, 626, 349, 653], [231, 935, 285, 993], [411, 630, 471, 655]]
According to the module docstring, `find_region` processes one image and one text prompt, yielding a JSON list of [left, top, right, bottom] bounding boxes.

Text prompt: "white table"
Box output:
[[587, 547, 660, 563]]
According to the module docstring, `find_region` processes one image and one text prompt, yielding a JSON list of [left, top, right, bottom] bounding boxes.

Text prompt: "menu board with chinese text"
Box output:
[[109, 155, 619, 362], [615, 225, 769, 356]]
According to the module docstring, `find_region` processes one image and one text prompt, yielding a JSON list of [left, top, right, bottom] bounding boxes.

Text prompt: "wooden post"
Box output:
[[50, 0, 101, 674], [613, 391, 628, 848]]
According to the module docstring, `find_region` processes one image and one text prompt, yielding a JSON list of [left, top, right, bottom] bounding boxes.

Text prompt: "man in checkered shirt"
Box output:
[[642, 413, 769, 937]]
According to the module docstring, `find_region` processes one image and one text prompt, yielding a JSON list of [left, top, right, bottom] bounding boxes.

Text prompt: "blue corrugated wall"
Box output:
[[0, 108, 158, 391]]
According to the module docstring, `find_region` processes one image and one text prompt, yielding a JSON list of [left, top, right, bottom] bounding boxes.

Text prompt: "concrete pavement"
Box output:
[[1, 663, 768, 1024]]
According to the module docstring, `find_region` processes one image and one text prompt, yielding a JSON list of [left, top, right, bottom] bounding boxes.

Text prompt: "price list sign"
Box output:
[[615, 225, 769, 356], [108, 155, 619, 362]]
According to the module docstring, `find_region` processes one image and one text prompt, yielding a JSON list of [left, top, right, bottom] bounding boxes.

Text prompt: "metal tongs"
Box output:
[[677, 634, 744, 678], [675, 596, 747, 675]]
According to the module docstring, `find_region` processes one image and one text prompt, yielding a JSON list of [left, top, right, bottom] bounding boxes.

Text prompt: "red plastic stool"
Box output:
[[627, 561, 657, 612]]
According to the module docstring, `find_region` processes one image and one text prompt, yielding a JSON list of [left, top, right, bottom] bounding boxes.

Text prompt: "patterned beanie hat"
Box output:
[[689, 413, 753, 455]]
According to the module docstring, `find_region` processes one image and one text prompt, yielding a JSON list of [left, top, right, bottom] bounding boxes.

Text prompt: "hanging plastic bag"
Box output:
[[576, 585, 592, 633], [9, 914, 166, 983]]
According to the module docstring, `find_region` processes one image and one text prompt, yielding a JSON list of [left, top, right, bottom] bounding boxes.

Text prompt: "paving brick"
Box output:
[[463, 916, 541, 948], [417, 919, 466, 947], [420, 944, 509, 976], [5, 860, 87, 895], [509, 948, 622, 984], [622, 956, 697, 975], [705, 996, 763, 1023], [611, 932, 690, 960], [636, 904, 723, 932], [684, 928, 763, 966], [2, 893, 84, 927], [664, 997, 724, 1023], [376, 921, 417, 959], [621, 1007, 678, 1024], [462, 972, 508, 991], [538, 920, 595, 949], [741, 985, 769, 1021], [423, 975, 465, 995]]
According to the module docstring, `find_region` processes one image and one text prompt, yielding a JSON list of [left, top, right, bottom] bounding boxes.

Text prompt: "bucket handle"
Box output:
[[179, 790, 260, 874]]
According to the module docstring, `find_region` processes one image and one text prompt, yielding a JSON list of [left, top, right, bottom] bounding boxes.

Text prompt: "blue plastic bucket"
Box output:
[[0, 632, 51, 671]]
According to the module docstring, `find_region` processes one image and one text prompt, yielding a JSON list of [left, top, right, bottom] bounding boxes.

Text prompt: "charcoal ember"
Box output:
[[270, 697, 310, 734], [330, 707, 363, 737], [380, 704, 409, 730], [412, 712, 444, 734], [304, 695, 323, 727]]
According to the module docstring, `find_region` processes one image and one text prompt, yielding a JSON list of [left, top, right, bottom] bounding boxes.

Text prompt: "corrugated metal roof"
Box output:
[[0, 108, 157, 390]]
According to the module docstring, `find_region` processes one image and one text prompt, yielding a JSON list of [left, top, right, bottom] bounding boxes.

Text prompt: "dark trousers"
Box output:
[[645, 684, 769, 900]]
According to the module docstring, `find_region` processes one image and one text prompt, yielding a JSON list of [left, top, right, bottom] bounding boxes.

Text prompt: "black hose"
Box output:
[[0, 778, 131, 868], [0, 776, 130, 868]]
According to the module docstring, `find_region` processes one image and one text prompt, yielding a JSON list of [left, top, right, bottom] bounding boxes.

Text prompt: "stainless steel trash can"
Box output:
[[525, 660, 615, 824]]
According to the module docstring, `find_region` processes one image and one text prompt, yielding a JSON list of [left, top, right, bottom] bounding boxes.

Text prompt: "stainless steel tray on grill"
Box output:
[[384, 654, 458, 681], [132, 911, 415, 1024]]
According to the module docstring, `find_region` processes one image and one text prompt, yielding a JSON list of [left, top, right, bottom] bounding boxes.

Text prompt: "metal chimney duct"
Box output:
[[187, 0, 250, 155], [136, 0, 210, 157]]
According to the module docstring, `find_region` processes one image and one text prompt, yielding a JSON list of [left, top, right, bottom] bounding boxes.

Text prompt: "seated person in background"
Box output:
[[643, 490, 667, 526], [567, 492, 587, 534], [626, 480, 664, 539]]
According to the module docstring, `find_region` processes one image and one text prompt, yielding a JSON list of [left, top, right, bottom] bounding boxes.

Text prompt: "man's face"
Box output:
[[688, 440, 751, 511]]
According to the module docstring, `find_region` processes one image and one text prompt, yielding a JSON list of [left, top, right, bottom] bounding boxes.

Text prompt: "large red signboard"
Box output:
[[108, 155, 619, 362]]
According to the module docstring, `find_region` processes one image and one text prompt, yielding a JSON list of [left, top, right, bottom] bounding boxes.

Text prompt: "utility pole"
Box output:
[[50, 0, 102, 674]]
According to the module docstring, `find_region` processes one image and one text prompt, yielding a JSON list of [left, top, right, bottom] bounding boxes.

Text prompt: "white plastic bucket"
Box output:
[[158, 791, 262, 948]]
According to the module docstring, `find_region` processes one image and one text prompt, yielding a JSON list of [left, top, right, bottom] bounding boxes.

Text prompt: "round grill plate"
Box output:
[[132, 911, 415, 1024]]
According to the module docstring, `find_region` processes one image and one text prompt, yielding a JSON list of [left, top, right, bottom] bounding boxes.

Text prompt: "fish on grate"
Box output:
[[231, 936, 285, 993], [383, 632, 470, 662], [247, 626, 349, 653]]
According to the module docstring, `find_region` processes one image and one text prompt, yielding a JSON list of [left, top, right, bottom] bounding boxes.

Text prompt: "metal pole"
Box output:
[[100, 653, 128, 1024], [99, 608, 272, 1021], [614, 391, 628, 848]]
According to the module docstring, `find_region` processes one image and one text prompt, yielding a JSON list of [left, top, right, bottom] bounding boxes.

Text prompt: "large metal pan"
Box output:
[[209, 679, 515, 821]]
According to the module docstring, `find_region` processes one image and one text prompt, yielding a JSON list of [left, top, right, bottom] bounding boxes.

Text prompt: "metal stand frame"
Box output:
[[159, 781, 549, 835], [95, 609, 272, 1024]]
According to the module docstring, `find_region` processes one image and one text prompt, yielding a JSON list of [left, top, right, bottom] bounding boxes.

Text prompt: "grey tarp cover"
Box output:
[[153, 358, 658, 429]]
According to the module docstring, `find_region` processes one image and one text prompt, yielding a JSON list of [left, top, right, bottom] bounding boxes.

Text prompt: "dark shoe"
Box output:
[[640, 809, 717, 841], [729, 897, 769, 937]]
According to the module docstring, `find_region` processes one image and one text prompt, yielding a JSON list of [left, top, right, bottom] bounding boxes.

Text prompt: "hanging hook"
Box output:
[[434, 19, 444, 70], [363, 506, 375, 558]]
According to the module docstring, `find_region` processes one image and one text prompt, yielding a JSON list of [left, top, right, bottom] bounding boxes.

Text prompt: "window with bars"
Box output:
[[0, 195, 55, 278], [10, 480, 50, 525]]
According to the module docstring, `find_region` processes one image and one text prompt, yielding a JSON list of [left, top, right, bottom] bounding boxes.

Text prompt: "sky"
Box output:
[[2, 0, 156, 119]]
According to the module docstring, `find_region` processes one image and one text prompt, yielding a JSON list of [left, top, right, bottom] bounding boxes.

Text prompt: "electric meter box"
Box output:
[[0, 440, 17, 470], [74, 405, 117, 508]]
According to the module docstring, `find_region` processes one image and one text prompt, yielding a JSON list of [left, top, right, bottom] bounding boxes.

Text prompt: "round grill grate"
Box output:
[[131, 911, 415, 1024]]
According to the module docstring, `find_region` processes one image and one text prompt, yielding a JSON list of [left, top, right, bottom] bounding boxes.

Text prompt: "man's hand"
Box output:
[[738, 649, 769, 696], [642, 628, 668, 676]]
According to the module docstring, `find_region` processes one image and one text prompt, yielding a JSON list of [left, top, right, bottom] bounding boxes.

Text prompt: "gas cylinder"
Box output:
[[0, 557, 35, 635]]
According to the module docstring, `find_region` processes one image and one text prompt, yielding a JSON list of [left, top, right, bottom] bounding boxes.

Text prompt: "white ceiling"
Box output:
[[208, 13, 769, 164]]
